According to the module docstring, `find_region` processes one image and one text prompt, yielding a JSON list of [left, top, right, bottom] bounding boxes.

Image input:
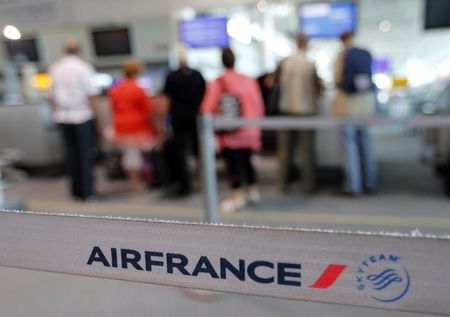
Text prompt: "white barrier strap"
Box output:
[[213, 115, 450, 130], [0, 210, 449, 316]]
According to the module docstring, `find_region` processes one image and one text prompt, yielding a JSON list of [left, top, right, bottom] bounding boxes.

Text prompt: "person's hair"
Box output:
[[340, 31, 354, 43], [296, 34, 309, 49], [122, 59, 143, 78], [222, 48, 235, 69], [64, 38, 81, 55]]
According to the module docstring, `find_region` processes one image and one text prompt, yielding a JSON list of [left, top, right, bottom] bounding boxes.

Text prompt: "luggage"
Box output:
[[104, 149, 126, 180]]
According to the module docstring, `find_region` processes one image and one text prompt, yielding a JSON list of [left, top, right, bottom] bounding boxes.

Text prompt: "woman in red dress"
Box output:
[[109, 60, 161, 191]]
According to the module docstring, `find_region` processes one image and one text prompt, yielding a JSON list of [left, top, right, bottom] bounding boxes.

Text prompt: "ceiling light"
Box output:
[[3, 25, 21, 40], [379, 20, 392, 33], [257, 0, 269, 13]]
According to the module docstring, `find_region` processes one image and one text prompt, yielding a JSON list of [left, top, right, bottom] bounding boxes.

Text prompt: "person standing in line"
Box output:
[[162, 49, 206, 197], [109, 59, 162, 191], [50, 39, 100, 201], [201, 48, 265, 213], [276, 34, 322, 194], [333, 32, 377, 196]]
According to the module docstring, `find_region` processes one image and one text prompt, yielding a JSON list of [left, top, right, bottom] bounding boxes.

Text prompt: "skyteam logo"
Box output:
[[356, 254, 411, 303]]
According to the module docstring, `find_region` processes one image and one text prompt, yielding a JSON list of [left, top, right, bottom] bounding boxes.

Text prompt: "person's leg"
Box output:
[[60, 124, 79, 198], [241, 149, 261, 204], [223, 149, 242, 190], [299, 130, 317, 193], [121, 145, 144, 191], [358, 127, 377, 193], [341, 126, 362, 195], [188, 120, 200, 191], [74, 120, 95, 199], [221, 148, 245, 212], [277, 130, 295, 192], [241, 149, 257, 186], [172, 127, 191, 195]]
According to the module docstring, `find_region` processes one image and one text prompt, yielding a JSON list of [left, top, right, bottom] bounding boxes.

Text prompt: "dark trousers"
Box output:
[[59, 120, 94, 199], [223, 148, 257, 189], [165, 119, 198, 193], [278, 130, 316, 193]]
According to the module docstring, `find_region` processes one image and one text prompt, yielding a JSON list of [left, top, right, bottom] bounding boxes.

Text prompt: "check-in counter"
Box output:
[[0, 102, 64, 167]]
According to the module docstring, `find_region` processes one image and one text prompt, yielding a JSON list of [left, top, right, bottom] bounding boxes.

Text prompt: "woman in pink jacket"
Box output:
[[201, 48, 265, 213]]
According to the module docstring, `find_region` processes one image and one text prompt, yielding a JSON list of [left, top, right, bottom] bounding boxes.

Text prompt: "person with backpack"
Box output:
[[201, 48, 265, 213], [334, 32, 377, 196]]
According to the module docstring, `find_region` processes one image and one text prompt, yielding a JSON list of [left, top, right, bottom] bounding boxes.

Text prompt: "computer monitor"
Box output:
[[425, 0, 450, 29], [92, 27, 132, 56], [4, 38, 40, 62], [179, 16, 229, 48], [299, 2, 357, 39]]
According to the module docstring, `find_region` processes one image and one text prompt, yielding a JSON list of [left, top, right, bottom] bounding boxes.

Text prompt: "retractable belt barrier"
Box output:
[[1, 210, 449, 316], [198, 114, 450, 223], [213, 115, 450, 130]]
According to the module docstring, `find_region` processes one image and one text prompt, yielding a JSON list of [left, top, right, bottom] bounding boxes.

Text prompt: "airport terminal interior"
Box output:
[[0, 0, 450, 316]]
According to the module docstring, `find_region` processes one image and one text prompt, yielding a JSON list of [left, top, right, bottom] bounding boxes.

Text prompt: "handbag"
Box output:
[[216, 76, 242, 134]]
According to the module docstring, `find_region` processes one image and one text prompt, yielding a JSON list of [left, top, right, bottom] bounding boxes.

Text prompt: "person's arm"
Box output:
[[145, 93, 166, 140], [332, 51, 347, 117], [273, 59, 285, 89], [88, 95, 104, 135], [49, 68, 58, 113], [333, 51, 344, 89], [84, 66, 103, 135], [312, 64, 323, 98], [200, 80, 221, 115]]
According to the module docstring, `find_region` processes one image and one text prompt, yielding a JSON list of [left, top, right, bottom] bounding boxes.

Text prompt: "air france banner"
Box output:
[[0, 211, 449, 315]]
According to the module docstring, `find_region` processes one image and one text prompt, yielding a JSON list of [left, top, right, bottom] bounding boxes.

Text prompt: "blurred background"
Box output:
[[0, 0, 449, 316]]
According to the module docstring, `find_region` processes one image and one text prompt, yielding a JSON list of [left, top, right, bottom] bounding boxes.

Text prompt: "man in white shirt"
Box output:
[[276, 34, 321, 194], [50, 39, 100, 201]]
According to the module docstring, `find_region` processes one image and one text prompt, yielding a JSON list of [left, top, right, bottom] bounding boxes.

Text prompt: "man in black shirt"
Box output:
[[162, 55, 206, 197]]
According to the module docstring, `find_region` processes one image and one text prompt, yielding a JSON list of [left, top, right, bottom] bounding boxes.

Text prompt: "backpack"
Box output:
[[216, 76, 242, 134], [340, 48, 374, 95]]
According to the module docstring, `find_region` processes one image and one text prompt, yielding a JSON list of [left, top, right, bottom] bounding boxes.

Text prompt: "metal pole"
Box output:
[[197, 114, 218, 223], [0, 166, 4, 207]]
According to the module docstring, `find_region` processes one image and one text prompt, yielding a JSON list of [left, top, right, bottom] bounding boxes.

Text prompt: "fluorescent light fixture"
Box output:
[[227, 18, 252, 45], [3, 25, 21, 40]]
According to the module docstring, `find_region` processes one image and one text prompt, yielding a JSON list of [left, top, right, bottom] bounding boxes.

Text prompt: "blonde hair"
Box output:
[[123, 59, 143, 78]]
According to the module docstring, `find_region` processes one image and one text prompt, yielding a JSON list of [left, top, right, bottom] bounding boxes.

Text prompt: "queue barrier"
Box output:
[[198, 114, 450, 222], [0, 210, 449, 316]]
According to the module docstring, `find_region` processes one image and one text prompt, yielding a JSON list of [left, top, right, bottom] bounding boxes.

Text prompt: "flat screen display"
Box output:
[[4, 38, 40, 62], [180, 17, 229, 48], [373, 57, 392, 73], [299, 2, 357, 38], [92, 27, 132, 56], [425, 0, 450, 29]]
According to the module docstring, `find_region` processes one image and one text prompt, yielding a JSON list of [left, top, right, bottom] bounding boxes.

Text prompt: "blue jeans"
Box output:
[[341, 126, 377, 194]]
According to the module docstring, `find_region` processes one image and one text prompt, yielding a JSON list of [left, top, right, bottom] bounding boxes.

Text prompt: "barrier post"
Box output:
[[198, 114, 218, 223]]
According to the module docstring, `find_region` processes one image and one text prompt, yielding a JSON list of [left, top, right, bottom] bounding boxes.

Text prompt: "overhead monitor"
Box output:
[[299, 2, 357, 38], [4, 38, 40, 62], [92, 27, 132, 56], [425, 0, 450, 29], [373, 57, 392, 74], [179, 16, 229, 48]]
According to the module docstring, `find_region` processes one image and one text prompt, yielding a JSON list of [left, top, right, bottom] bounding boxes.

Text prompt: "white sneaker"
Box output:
[[247, 189, 261, 205], [220, 195, 246, 214]]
